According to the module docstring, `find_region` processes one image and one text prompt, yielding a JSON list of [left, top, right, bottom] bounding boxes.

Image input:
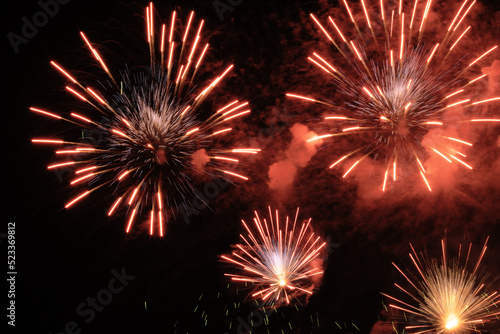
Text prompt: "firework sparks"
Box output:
[[31, 3, 259, 236], [221, 207, 326, 307], [288, 0, 499, 191], [382, 237, 500, 333]]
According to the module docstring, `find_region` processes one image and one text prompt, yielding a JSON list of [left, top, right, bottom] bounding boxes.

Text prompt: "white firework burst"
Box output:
[[221, 207, 326, 307]]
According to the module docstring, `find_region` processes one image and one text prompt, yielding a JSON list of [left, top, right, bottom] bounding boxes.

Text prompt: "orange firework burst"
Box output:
[[221, 207, 326, 307], [382, 237, 500, 333], [288, 0, 499, 192], [31, 3, 259, 236]]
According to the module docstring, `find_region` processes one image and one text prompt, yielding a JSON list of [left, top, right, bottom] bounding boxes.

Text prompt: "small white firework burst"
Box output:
[[221, 207, 326, 307]]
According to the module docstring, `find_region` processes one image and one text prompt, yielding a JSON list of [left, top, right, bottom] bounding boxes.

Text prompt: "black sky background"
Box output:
[[4, 0, 500, 333]]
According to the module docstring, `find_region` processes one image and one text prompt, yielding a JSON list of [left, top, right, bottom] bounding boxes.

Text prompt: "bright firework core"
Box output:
[[269, 251, 291, 287], [445, 314, 459, 330], [108, 70, 200, 176]]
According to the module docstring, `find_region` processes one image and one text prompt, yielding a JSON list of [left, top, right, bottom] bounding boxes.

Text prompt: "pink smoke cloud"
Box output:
[[268, 123, 323, 193], [192, 148, 210, 171], [369, 321, 394, 334], [482, 59, 500, 96]]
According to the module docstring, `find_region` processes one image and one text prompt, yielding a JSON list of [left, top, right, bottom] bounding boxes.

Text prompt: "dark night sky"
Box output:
[[4, 0, 500, 333]]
